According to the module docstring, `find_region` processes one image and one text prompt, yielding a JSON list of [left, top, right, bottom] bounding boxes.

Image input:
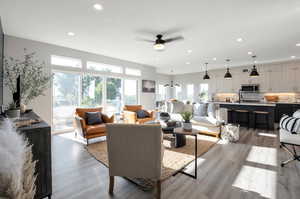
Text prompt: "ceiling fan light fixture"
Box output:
[[153, 43, 165, 50]]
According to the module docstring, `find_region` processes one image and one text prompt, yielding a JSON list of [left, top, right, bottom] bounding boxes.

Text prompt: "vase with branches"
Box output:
[[4, 49, 52, 111]]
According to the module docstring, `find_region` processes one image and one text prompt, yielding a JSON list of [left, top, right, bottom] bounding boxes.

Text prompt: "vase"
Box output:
[[183, 122, 192, 132], [6, 109, 20, 118], [20, 103, 27, 113]]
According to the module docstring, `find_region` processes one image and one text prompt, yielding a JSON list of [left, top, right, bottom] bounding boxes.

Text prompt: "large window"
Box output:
[[199, 83, 209, 102], [82, 75, 103, 107], [124, 79, 138, 105], [106, 77, 122, 115], [87, 61, 122, 73], [51, 55, 82, 68], [175, 86, 182, 100], [157, 84, 166, 101], [186, 84, 194, 102], [125, 68, 141, 76], [53, 72, 80, 131]]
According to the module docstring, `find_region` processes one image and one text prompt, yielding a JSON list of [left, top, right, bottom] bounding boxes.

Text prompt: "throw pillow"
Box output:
[[279, 115, 300, 134], [207, 103, 217, 118], [193, 103, 208, 116], [85, 112, 103, 125], [293, 109, 300, 118], [136, 110, 150, 118]]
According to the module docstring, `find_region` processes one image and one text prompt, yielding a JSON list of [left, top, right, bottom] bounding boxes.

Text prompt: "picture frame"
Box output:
[[142, 80, 156, 93]]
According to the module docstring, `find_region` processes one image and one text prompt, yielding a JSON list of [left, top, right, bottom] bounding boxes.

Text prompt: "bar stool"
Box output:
[[234, 109, 250, 129], [253, 111, 269, 130]]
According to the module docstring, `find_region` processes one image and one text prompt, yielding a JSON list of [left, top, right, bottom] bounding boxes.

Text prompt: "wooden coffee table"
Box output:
[[173, 127, 199, 179]]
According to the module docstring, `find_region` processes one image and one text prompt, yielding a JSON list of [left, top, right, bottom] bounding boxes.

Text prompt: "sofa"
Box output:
[[123, 105, 155, 124], [74, 107, 114, 144], [163, 100, 223, 137]]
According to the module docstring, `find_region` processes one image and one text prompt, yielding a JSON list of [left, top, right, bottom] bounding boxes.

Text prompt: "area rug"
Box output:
[[86, 134, 219, 190]]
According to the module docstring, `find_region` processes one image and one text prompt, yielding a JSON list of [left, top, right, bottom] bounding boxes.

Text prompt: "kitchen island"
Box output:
[[215, 102, 276, 130]]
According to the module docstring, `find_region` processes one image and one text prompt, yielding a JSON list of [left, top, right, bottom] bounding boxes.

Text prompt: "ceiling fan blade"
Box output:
[[164, 36, 184, 43], [161, 27, 184, 35], [135, 37, 154, 43]]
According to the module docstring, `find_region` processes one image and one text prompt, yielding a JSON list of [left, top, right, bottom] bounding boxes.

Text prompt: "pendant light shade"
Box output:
[[203, 62, 210, 80], [224, 59, 232, 79], [250, 55, 259, 77]]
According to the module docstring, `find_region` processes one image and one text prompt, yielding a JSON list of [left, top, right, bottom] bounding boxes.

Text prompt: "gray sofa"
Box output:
[[162, 100, 223, 137]]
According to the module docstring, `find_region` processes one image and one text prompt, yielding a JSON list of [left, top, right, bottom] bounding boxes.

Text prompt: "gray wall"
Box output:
[[3, 35, 171, 124]]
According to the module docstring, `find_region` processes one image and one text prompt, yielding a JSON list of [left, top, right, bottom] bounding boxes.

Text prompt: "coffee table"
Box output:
[[173, 127, 199, 179]]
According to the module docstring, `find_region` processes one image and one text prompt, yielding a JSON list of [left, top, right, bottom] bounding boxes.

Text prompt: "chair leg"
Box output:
[[86, 139, 89, 145], [109, 176, 114, 195], [156, 180, 161, 199], [281, 143, 300, 167]]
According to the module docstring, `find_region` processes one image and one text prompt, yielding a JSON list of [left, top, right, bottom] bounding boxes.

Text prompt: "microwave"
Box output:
[[241, 84, 259, 92]]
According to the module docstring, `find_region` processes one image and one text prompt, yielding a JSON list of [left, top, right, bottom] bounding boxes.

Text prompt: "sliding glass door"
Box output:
[[52, 71, 80, 131], [82, 75, 103, 107], [124, 79, 138, 105], [106, 77, 122, 115]]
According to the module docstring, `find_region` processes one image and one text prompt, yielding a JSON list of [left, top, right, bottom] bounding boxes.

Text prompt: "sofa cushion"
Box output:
[[86, 112, 103, 125], [207, 103, 217, 118], [124, 105, 142, 112], [170, 100, 185, 113], [136, 110, 150, 118], [191, 116, 220, 127], [193, 103, 208, 116], [86, 124, 106, 134]]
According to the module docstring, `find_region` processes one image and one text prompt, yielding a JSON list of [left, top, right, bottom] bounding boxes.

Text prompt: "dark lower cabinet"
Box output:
[[19, 112, 52, 199]]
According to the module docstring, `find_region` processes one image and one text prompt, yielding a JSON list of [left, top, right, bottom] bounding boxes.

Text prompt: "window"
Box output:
[[51, 55, 82, 68], [124, 79, 138, 105], [52, 72, 80, 131], [125, 68, 141, 76], [175, 86, 182, 100], [199, 83, 209, 101], [106, 77, 122, 115], [186, 84, 194, 102], [82, 75, 104, 107], [157, 84, 166, 101], [87, 61, 122, 73]]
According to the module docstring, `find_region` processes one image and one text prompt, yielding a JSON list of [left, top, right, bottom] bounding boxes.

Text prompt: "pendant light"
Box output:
[[164, 70, 180, 87], [224, 59, 232, 79], [203, 62, 210, 80], [250, 55, 259, 77]]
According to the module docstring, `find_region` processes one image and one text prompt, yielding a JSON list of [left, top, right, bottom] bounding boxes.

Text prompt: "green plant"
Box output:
[[4, 49, 53, 105], [8, 102, 18, 110], [181, 111, 193, 123]]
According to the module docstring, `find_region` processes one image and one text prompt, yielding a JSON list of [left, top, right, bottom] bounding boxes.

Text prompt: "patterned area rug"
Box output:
[[86, 134, 219, 190]]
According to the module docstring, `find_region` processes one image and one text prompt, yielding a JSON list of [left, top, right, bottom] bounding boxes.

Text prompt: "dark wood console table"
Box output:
[[18, 112, 52, 199]]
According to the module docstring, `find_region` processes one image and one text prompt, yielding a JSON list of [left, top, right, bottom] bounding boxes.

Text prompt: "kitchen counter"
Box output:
[[213, 101, 276, 107]]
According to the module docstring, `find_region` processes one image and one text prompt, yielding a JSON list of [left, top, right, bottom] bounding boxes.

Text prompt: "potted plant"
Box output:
[[6, 102, 20, 118], [181, 111, 193, 131]]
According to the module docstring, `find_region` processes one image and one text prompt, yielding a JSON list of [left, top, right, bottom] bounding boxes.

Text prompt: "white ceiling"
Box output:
[[1, 0, 300, 74]]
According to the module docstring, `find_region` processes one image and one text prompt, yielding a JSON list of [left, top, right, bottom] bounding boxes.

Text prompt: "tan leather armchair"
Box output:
[[74, 107, 114, 145], [106, 124, 164, 199], [123, 105, 155, 124]]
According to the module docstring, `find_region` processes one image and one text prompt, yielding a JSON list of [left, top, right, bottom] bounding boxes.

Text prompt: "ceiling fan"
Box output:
[[139, 34, 184, 51]]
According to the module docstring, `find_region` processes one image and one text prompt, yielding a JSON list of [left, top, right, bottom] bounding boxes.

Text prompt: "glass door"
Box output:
[[106, 77, 122, 116], [52, 71, 80, 132], [82, 75, 104, 107], [124, 79, 138, 105]]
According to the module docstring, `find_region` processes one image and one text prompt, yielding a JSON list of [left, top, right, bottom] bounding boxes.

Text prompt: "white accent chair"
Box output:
[[106, 124, 164, 199], [280, 110, 300, 167]]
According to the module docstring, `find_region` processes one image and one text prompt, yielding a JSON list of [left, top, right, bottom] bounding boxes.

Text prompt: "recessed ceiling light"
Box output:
[[213, 57, 217, 61], [187, 49, 192, 53], [291, 56, 296, 59], [186, 62, 190, 65], [296, 43, 300, 47], [67, 32, 75, 36], [248, 51, 253, 55], [236, 38, 243, 42], [93, 3, 103, 10]]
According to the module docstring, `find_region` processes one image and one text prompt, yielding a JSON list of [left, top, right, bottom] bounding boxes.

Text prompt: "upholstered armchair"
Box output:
[[74, 107, 114, 145], [123, 105, 155, 124], [106, 124, 164, 199]]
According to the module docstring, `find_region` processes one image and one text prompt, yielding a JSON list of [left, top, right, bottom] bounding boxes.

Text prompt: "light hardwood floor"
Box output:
[[52, 128, 300, 199]]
